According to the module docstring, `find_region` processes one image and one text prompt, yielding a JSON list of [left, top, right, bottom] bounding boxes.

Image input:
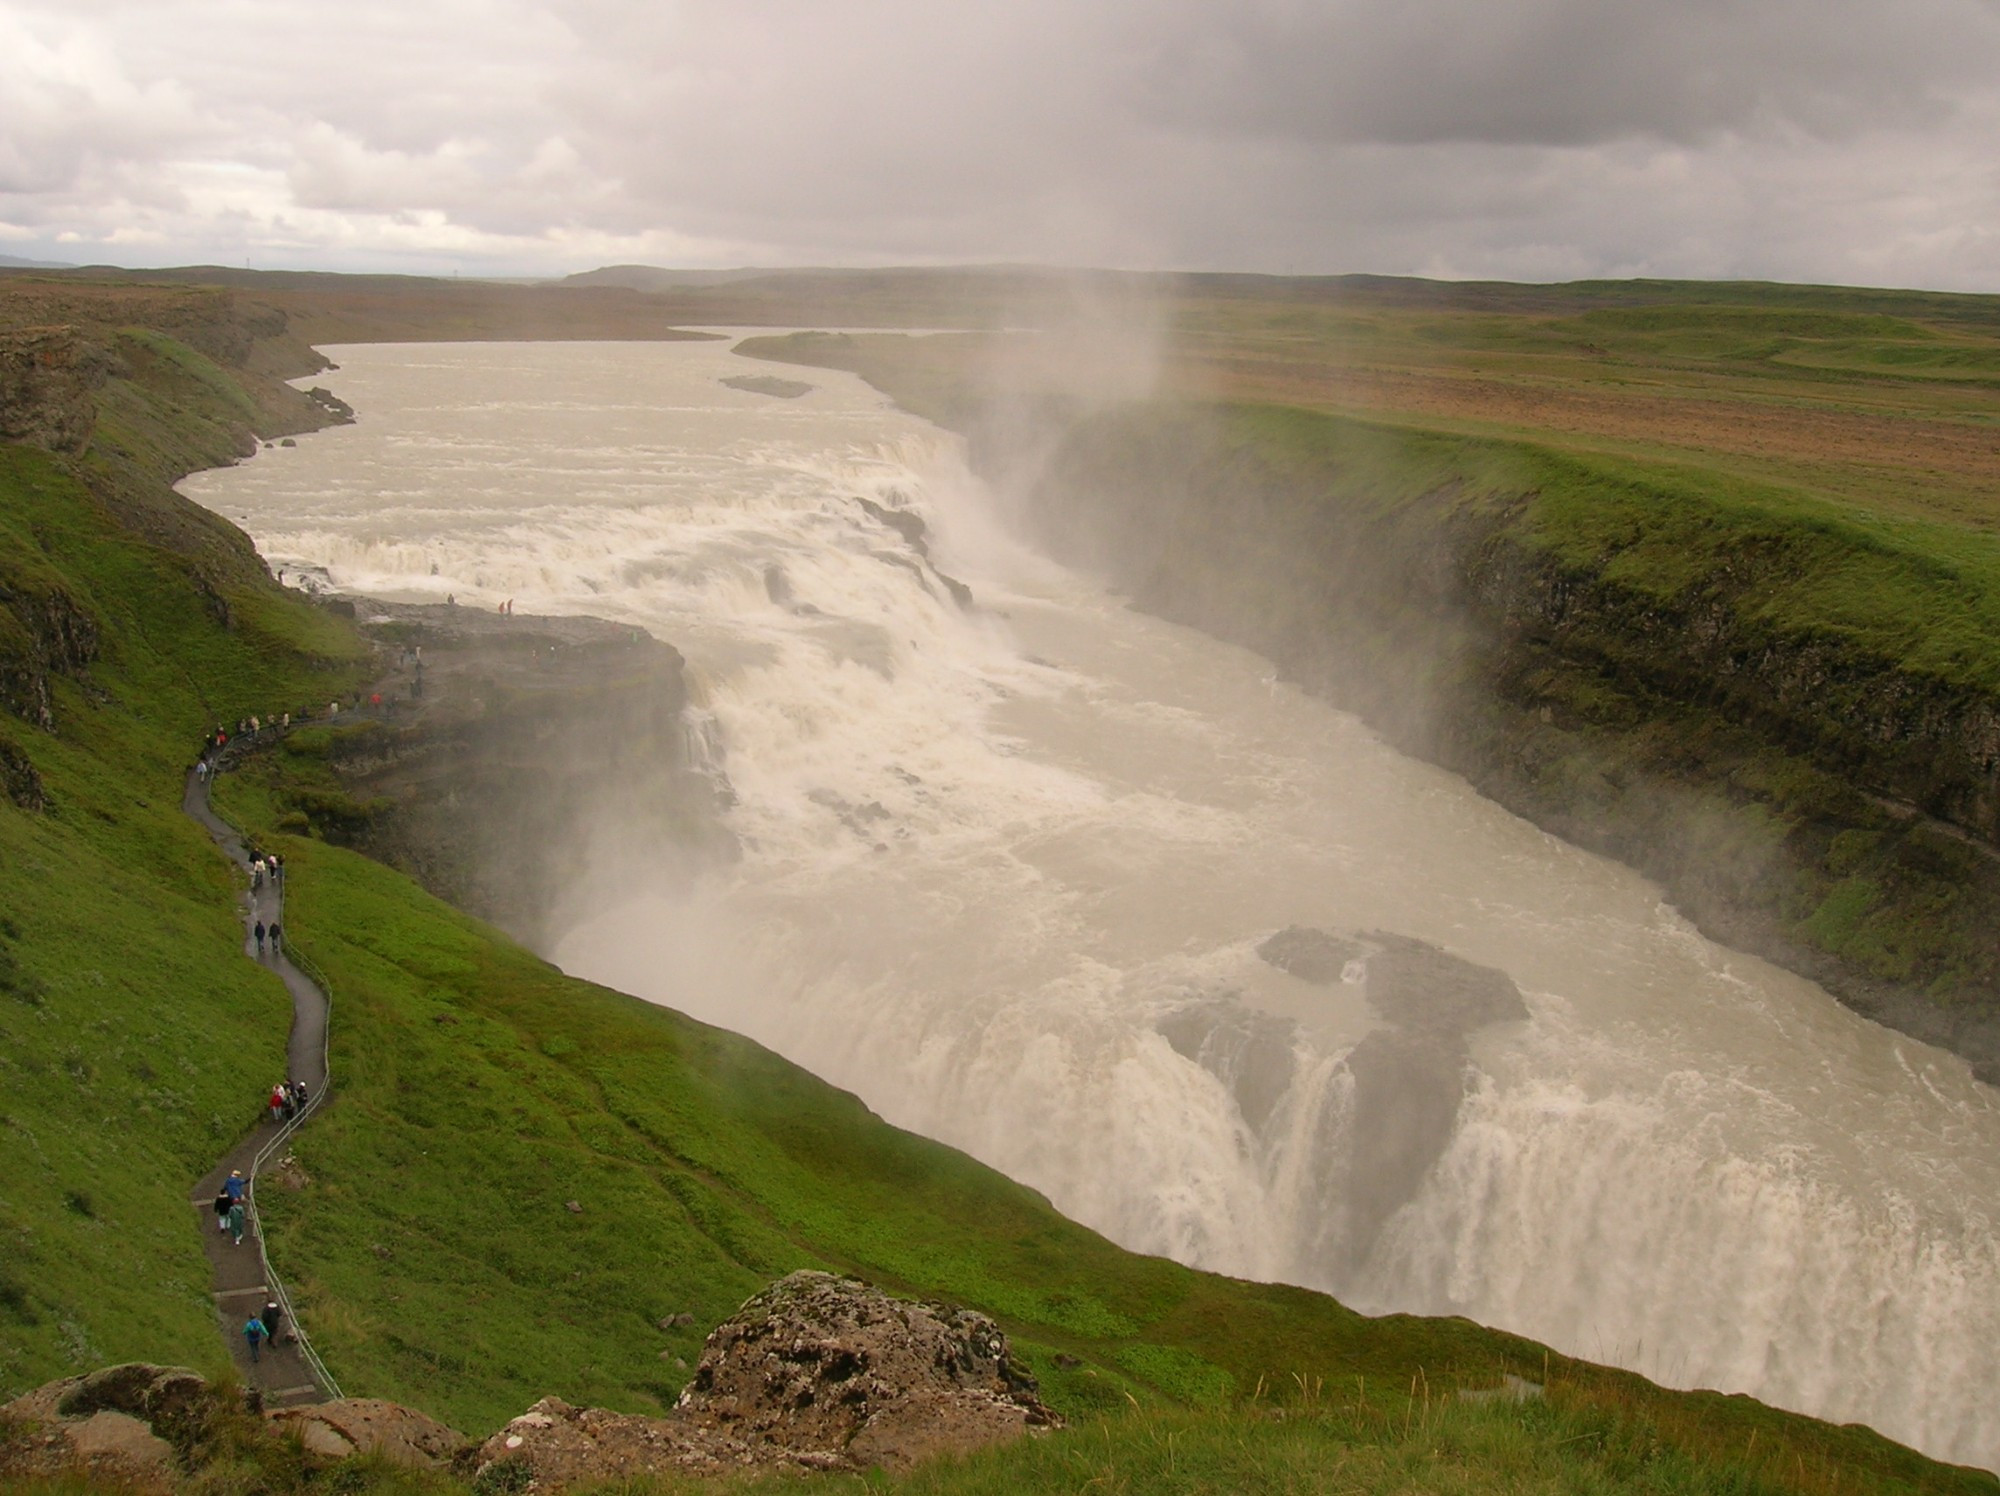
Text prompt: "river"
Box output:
[[181, 337, 2000, 1470]]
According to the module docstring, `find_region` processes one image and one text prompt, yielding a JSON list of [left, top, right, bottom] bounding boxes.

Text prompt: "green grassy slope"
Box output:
[[0, 433, 366, 1393]]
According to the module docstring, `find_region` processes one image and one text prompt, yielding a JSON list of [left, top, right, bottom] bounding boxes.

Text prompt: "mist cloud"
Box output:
[[3, 0, 1999, 288]]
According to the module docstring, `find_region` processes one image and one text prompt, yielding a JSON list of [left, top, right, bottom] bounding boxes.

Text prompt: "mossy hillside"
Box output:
[[196, 785, 1990, 1494], [0, 439, 367, 1396]]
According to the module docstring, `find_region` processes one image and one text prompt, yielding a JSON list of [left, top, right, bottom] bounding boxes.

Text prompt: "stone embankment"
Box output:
[[1, 1275, 1055, 1490]]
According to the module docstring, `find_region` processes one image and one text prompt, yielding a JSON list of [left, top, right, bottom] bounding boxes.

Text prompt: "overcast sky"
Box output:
[[4, 0, 1999, 289]]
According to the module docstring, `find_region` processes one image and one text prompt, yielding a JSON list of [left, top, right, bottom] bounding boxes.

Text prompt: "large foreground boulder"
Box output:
[[474, 1272, 1060, 1488], [677, 1270, 1061, 1469], [0, 1363, 198, 1493]]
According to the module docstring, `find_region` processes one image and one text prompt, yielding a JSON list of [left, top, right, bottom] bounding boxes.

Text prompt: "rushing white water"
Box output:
[[183, 339, 2000, 1470]]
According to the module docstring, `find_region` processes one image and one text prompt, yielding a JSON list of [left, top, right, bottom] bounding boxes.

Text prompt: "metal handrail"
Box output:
[[202, 767, 345, 1402]]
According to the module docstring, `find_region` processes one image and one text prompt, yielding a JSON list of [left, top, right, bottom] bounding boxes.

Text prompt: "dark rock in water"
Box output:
[[935, 569, 975, 610], [1339, 1028, 1470, 1253], [1360, 932, 1528, 1034], [721, 374, 814, 399], [304, 385, 355, 423], [857, 495, 931, 557], [764, 564, 792, 606], [1258, 926, 1361, 984], [854, 496, 972, 607], [808, 787, 897, 839], [1159, 998, 1298, 1132]]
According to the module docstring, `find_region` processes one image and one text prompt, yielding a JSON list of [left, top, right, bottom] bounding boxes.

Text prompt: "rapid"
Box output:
[[182, 338, 2000, 1471]]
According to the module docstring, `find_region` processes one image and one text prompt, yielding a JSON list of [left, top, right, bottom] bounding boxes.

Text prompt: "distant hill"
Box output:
[[0, 252, 75, 270]]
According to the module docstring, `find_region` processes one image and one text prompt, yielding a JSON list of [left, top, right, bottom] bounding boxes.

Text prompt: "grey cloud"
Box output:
[[3, 0, 2000, 289], [1119, 0, 2000, 147]]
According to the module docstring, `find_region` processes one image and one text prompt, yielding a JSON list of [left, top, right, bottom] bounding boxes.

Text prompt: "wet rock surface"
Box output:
[[1359, 932, 1529, 1033], [474, 1272, 1059, 1488], [1256, 926, 1360, 984], [1171, 930, 1531, 1269], [1159, 998, 1299, 1132], [722, 373, 815, 399]]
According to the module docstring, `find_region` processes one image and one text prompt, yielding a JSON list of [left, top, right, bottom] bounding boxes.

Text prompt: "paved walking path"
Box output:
[[182, 760, 333, 1408]]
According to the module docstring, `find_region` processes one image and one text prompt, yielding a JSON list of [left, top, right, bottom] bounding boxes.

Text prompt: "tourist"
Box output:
[[254, 920, 266, 956], [225, 1169, 246, 1205], [269, 1084, 286, 1125], [243, 1314, 266, 1362], [269, 919, 282, 955], [291, 1080, 309, 1112], [212, 1188, 232, 1233], [262, 1299, 285, 1346], [226, 1199, 247, 1246]]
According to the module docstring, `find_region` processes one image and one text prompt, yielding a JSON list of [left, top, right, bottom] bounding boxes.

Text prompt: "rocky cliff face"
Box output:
[[1007, 407, 2000, 1079], [279, 600, 732, 948], [0, 327, 110, 454]]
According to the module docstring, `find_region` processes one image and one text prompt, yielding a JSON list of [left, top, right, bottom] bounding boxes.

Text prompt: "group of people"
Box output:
[[268, 1080, 310, 1125], [211, 1170, 249, 1245], [241, 1299, 287, 1362], [252, 918, 283, 957]]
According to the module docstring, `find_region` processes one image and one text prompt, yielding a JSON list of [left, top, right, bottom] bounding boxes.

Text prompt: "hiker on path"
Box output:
[[243, 1315, 266, 1362], [261, 1299, 284, 1346], [268, 919, 282, 954], [226, 1199, 247, 1246], [254, 920, 266, 956], [291, 1080, 309, 1112], [225, 1169, 246, 1204], [269, 1084, 287, 1124], [212, 1188, 232, 1234]]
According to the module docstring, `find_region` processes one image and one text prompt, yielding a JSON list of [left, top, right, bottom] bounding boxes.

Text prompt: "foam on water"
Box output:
[[183, 339, 2000, 1470]]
